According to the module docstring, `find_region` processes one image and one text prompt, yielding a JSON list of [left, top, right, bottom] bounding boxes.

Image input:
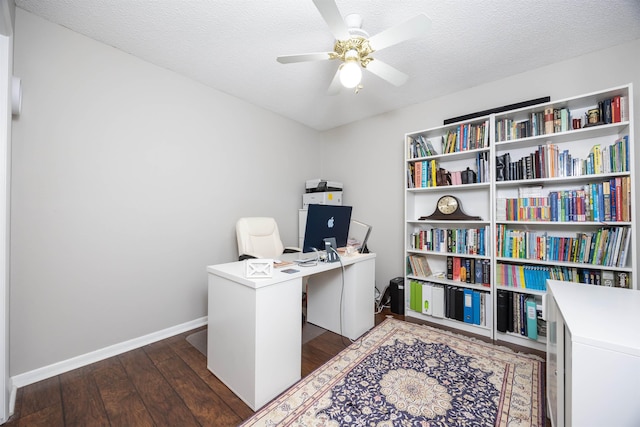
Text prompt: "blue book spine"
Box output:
[[472, 291, 481, 324], [463, 289, 473, 323], [422, 161, 427, 187], [610, 179, 617, 220], [549, 192, 558, 221], [526, 298, 538, 340]]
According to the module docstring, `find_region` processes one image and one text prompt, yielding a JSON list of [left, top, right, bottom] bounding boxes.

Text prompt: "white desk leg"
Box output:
[[207, 275, 302, 410], [306, 258, 375, 340], [342, 258, 375, 339]]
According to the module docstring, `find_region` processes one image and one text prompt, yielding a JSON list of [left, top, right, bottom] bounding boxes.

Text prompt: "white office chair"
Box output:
[[236, 217, 300, 260]]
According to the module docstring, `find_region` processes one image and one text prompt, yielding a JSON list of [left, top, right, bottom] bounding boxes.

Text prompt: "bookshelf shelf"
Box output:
[[404, 84, 636, 351], [494, 171, 630, 188], [494, 121, 630, 148], [408, 249, 490, 257], [496, 220, 632, 226]]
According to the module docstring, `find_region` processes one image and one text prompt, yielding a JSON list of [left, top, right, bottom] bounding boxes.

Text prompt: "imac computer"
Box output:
[[302, 204, 353, 253]]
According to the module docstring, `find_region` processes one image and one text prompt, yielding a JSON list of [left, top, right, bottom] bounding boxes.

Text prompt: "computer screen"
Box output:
[[302, 204, 353, 253], [348, 220, 372, 253]]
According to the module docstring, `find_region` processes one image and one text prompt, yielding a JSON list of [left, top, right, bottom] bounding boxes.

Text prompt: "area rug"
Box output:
[[240, 318, 544, 427]]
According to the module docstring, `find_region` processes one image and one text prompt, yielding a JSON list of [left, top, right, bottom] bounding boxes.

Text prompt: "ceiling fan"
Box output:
[[276, 0, 431, 94]]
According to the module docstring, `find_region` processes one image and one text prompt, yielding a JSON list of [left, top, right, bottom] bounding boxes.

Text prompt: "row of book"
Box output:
[[442, 120, 490, 153], [494, 95, 629, 142], [495, 264, 549, 291], [407, 152, 489, 189], [496, 224, 631, 268], [446, 256, 491, 287], [496, 177, 632, 223], [496, 291, 544, 340], [495, 136, 629, 182], [596, 95, 629, 124], [407, 134, 438, 159], [410, 226, 489, 256], [496, 107, 570, 142], [406, 254, 491, 287], [497, 264, 629, 288], [408, 280, 492, 326], [406, 254, 432, 277]]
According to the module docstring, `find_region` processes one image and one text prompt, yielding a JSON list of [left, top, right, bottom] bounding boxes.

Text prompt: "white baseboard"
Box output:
[[10, 316, 208, 393]]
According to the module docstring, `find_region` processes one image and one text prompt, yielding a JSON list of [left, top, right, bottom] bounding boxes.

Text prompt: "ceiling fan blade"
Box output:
[[277, 52, 334, 64], [327, 67, 342, 95], [366, 59, 409, 86], [312, 0, 350, 40], [368, 13, 432, 51]]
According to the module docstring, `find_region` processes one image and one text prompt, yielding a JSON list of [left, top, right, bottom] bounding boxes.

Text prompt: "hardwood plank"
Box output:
[[92, 357, 155, 427], [155, 354, 242, 426], [59, 366, 110, 426], [118, 348, 200, 427], [17, 377, 61, 418], [167, 335, 255, 420], [11, 405, 64, 427]]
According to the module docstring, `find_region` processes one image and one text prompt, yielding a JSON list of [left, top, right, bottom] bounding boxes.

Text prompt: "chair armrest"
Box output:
[[238, 254, 258, 261], [283, 247, 301, 253]]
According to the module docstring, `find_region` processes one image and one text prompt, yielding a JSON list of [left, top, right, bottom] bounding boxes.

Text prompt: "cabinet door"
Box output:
[[545, 290, 565, 427]]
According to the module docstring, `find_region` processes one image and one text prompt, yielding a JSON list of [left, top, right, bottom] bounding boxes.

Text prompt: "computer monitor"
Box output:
[[348, 220, 372, 253], [302, 204, 353, 253]]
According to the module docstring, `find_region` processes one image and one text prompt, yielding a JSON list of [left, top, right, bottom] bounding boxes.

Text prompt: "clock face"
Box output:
[[437, 195, 459, 215]]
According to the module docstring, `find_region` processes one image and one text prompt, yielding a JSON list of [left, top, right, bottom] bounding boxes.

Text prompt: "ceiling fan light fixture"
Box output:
[[339, 50, 362, 88]]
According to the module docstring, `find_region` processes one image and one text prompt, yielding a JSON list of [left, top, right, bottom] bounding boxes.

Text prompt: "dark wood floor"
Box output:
[[4, 310, 548, 426]]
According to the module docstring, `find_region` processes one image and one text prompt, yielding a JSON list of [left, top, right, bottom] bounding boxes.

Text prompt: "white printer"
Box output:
[[305, 179, 343, 193], [303, 179, 343, 208]]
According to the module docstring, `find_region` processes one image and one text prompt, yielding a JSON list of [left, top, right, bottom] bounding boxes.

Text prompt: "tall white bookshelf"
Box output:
[[404, 84, 636, 350], [404, 116, 493, 339]]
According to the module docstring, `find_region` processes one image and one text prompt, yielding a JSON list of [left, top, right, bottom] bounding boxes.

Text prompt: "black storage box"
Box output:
[[389, 277, 404, 315]]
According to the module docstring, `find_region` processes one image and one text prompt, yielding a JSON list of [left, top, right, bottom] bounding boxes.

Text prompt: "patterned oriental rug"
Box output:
[[240, 318, 544, 427]]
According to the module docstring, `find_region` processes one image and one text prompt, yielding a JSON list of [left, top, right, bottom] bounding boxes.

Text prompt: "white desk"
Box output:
[[546, 280, 640, 427], [206, 252, 376, 411]]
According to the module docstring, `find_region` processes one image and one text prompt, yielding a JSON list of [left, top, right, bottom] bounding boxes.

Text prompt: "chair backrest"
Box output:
[[236, 217, 285, 259]]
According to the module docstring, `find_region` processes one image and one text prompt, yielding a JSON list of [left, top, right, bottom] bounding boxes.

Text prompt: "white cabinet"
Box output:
[[546, 280, 640, 426]]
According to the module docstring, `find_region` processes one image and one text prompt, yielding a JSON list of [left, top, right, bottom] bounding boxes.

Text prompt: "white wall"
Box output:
[[10, 9, 321, 377], [322, 38, 640, 297]]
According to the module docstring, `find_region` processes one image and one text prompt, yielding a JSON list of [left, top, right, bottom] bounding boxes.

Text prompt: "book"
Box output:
[[526, 298, 538, 340], [544, 107, 554, 134], [474, 260, 483, 284], [446, 286, 455, 319], [446, 256, 453, 280], [452, 257, 461, 281], [602, 270, 615, 287], [616, 272, 629, 288], [496, 291, 509, 332], [408, 255, 432, 277], [431, 285, 445, 318], [472, 291, 481, 325], [463, 289, 473, 323], [410, 280, 423, 312], [455, 287, 465, 321], [421, 282, 433, 315]]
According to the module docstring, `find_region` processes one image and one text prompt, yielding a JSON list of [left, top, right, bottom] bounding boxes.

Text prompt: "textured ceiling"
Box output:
[[14, 0, 640, 131]]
